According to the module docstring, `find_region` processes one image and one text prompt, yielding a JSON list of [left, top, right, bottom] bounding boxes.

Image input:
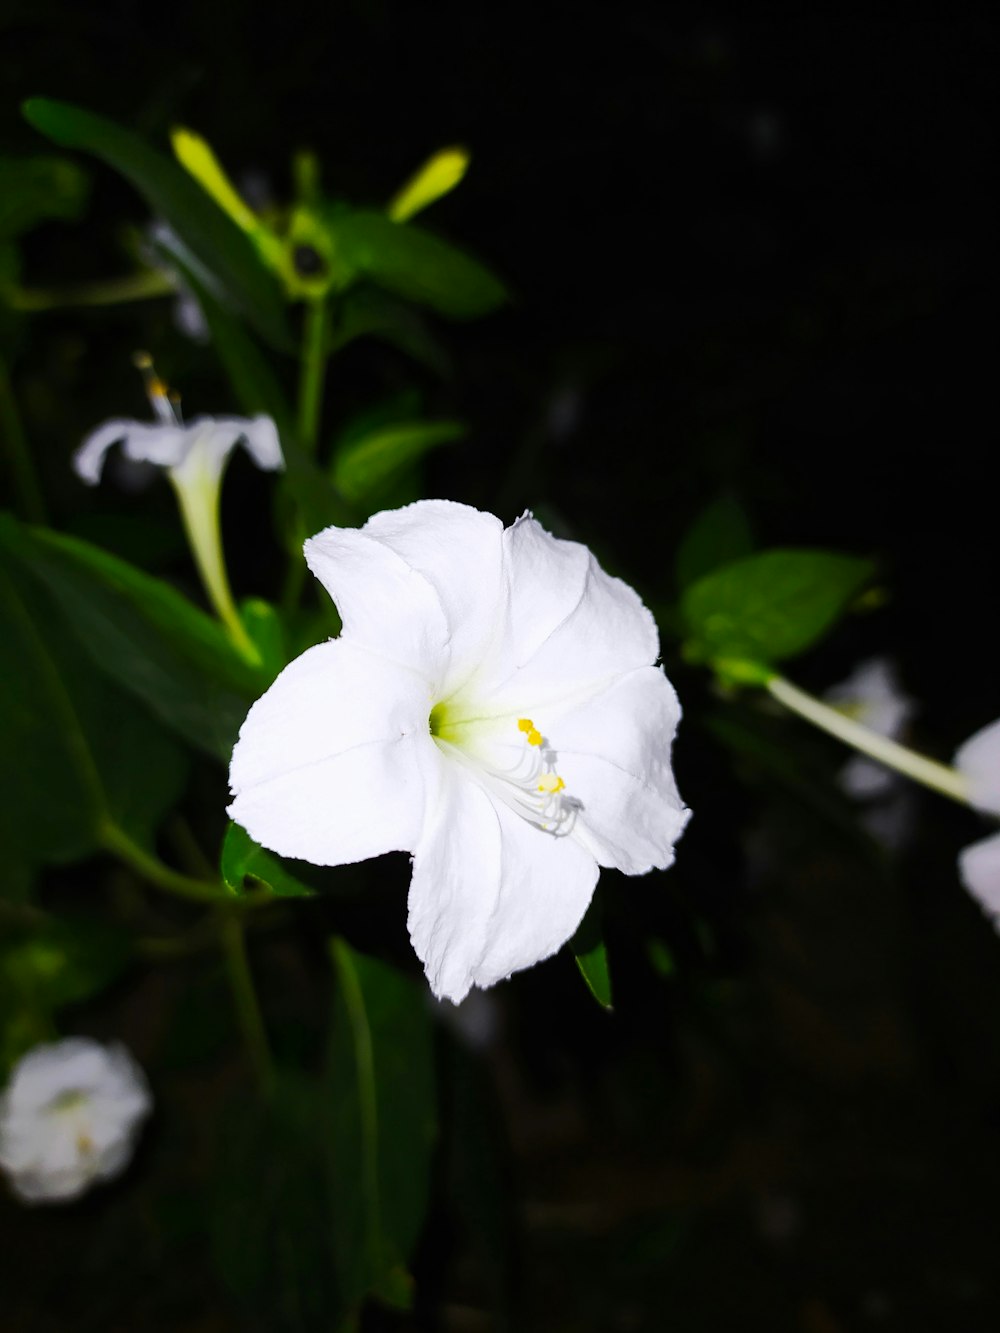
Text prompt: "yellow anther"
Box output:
[[75, 1131, 95, 1156], [537, 774, 565, 794], [132, 350, 153, 370], [527, 729, 542, 747], [517, 718, 534, 733]]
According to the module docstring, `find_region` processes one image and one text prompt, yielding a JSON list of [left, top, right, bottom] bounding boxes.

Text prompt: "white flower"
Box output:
[[73, 357, 282, 661], [954, 718, 1000, 928], [229, 501, 689, 1002], [0, 1038, 151, 1204], [825, 657, 916, 800]]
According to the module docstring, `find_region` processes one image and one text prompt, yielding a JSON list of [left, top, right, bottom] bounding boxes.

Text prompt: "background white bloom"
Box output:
[[73, 407, 281, 489], [954, 718, 1000, 929], [229, 501, 690, 1003], [0, 1037, 152, 1204], [825, 657, 916, 800], [72, 360, 282, 664]]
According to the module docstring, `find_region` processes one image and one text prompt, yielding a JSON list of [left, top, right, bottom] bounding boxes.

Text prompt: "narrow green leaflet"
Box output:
[[0, 555, 187, 895], [328, 939, 437, 1313], [682, 548, 875, 669], [569, 892, 613, 1011], [220, 822, 315, 899], [22, 98, 291, 349], [675, 493, 753, 590], [0, 516, 263, 761], [328, 209, 508, 319], [0, 153, 90, 240], [332, 419, 465, 503]]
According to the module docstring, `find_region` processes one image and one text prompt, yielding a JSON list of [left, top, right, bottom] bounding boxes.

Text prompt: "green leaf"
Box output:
[[328, 287, 452, 376], [682, 548, 875, 668], [332, 418, 465, 503], [210, 1071, 340, 1326], [0, 516, 263, 761], [239, 598, 287, 682], [22, 98, 291, 349], [675, 493, 753, 590], [1, 917, 131, 1011], [328, 938, 436, 1312], [220, 822, 315, 899], [0, 551, 187, 891], [0, 153, 90, 240], [329, 209, 508, 319], [569, 892, 613, 1011]]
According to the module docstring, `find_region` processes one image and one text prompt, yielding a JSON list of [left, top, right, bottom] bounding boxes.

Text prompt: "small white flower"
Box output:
[[73, 358, 282, 661], [825, 657, 916, 800], [73, 371, 281, 490], [954, 718, 1000, 928], [229, 501, 690, 1002], [0, 1038, 151, 1204]]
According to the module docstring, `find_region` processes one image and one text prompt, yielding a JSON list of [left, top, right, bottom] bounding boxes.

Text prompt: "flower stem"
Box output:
[[297, 297, 327, 456], [220, 914, 275, 1096], [766, 673, 970, 806], [99, 820, 225, 904], [0, 353, 46, 523], [169, 473, 261, 665]]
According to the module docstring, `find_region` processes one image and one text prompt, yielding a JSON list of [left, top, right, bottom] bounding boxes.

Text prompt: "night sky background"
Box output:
[[3, 9, 1000, 1331]]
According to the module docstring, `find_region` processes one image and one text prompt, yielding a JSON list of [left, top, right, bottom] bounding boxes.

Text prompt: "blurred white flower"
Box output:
[[229, 501, 690, 1003], [825, 658, 916, 800], [74, 357, 282, 661], [955, 719, 1000, 928], [0, 1038, 151, 1204]]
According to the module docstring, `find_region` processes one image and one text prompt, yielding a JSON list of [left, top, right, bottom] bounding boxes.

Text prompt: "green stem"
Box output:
[[0, 353, 46, 523], [169, 472, 261, 665], [766, 673, 970, 806], [297, 297, 327, 455], [100, 820, 225, 904], [221, 914, 275, 1095]]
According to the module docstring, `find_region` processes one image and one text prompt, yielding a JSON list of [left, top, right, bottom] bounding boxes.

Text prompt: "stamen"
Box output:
[[133, 350, 182, 426]]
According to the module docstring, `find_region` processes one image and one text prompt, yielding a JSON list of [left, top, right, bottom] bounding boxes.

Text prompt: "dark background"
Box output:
[[3, 7, 1000, 1330]]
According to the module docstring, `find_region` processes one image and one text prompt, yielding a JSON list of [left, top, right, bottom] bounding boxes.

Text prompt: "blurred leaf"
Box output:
[[328, 287, 452, 376], [328, 938, 436, 1312], [333, 418, 465, 503], [211, 1071, 339, 1328], [682, 549, 875, 668], [0, 153, 90, 240], [22, 98, 291, 349], [0, 516, 262, 761], [388, 145, 470, 222], [221, 822, 315, 899], [675, 493, 753, 590], [1, 916, 130, 1010], [152, 227, 296, 436], [239, 597, 288, 681], [329, 209, 507, 319], [569, 892, 613, 1011], [0, 547, 187, 893]]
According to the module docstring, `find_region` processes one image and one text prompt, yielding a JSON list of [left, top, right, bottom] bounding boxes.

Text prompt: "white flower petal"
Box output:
[[73, 420, 189, 484], [408, 761, 599, 1002], [304, 526, 451, 681], [474, 514, 659, 715], [954, 718, 1000, 816], [958, 830, 1000, 927], [229, 639, 435, 865], [362, 501, 507, 689], [555, 666, 690, 874], [236, 415, 284, 471], [840, 755, 897, 800]]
